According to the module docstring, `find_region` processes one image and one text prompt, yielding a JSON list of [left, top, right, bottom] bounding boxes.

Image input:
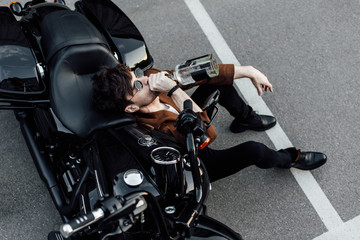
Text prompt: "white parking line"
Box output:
[[184, 0, 349, 236], [313, 215, 360, 240]]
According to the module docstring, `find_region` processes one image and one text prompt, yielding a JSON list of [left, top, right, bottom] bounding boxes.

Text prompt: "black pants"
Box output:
[[192, 84, 293, 182], [199, 143, 294, 182]]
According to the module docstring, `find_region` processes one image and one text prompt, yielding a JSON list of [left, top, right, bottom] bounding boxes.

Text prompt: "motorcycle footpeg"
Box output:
[[60, 208, 105, 238], [48, 231, 68, 240]]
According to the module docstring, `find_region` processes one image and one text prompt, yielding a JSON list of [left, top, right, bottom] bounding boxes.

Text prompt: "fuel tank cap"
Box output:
[[123, 169, 144, 187]]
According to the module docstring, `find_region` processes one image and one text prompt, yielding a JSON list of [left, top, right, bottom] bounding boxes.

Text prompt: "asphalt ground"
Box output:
[[0, 0, 359, 239]]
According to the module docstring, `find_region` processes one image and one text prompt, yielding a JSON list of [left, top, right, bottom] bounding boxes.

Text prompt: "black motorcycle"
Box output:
[[0, 0, 243, 239]]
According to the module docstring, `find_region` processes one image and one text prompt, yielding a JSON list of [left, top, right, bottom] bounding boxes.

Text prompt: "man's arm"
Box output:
[[234, 65, 273, 96], [178, 64, 273, 96], [170, 87, 202, 112]]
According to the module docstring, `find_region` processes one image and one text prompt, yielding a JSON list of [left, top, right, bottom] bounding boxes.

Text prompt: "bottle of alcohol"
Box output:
[[169, 54, 219, 85]]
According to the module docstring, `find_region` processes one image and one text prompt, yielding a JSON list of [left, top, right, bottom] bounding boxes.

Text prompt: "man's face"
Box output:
[[125, 72, 158, 112]]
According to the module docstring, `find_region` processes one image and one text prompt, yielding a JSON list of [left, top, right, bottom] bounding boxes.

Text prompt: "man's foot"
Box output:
[[229, 111, 276, 133], [291, 151, 327, 170]]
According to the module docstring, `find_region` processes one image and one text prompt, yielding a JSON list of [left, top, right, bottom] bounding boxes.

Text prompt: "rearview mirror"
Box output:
[[202, 89, 220, 111], [202, 90, 220, 128], [9, 1, 24, 16], [53, 0, 66, 5]]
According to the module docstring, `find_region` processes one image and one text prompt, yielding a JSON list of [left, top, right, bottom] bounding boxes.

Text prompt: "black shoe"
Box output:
[[229, 112, 276, 133], [291, 151, 327, 170]]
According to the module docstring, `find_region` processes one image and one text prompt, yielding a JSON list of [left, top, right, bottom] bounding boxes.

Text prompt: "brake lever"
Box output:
[[100, 195, 147, 226]]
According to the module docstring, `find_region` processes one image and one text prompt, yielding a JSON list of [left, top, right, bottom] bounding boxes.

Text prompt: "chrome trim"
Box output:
[[94, 170, 104, 198]]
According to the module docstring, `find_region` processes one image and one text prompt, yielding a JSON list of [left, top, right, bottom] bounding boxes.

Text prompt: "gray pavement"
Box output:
[[0, 0, 359, 239]]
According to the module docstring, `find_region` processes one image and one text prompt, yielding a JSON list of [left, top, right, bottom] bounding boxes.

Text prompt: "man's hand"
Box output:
[[148, 71, 177, 93], [148, 71, 202, 112], [234, 66, 273, 96]]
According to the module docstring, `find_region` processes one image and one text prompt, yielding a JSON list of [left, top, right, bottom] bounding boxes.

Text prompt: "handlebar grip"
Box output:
[[183, 99, 192, 111], [60, 208, 105, 238]]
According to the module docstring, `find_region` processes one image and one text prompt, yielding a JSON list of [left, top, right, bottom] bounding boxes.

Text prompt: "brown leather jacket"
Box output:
[[135, 64, 235, 145]]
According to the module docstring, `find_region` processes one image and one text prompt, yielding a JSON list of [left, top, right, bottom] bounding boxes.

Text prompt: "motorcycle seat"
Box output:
[[49, 43, 135, 138], [40, 10, 107, 63]]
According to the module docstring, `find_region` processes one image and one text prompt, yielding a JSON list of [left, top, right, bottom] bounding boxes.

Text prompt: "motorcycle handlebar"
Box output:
[[183, 99, 192, 111], [60, 208, 105, 238], [181, 100, 203, 203]]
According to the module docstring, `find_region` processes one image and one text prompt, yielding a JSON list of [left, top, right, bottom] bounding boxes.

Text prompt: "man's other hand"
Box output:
[[234, 66, 273, 96]]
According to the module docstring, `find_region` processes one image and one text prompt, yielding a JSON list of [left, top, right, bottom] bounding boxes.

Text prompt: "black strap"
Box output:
[[167, 84, 180, 97]]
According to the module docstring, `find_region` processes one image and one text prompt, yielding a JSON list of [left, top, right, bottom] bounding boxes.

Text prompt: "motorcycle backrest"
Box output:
[[49, 43, 135, 138]]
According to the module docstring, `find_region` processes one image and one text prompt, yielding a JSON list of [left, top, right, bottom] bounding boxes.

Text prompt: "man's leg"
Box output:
[[199, 142, 327, 182], [191, 84, 276, 132]]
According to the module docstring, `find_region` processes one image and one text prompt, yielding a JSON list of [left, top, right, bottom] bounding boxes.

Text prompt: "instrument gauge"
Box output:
[[150, 147, 180, 165]]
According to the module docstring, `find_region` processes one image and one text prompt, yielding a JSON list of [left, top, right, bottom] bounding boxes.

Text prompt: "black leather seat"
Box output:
[[49, 43, 135, 138], [40, 10, 106, 63]]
